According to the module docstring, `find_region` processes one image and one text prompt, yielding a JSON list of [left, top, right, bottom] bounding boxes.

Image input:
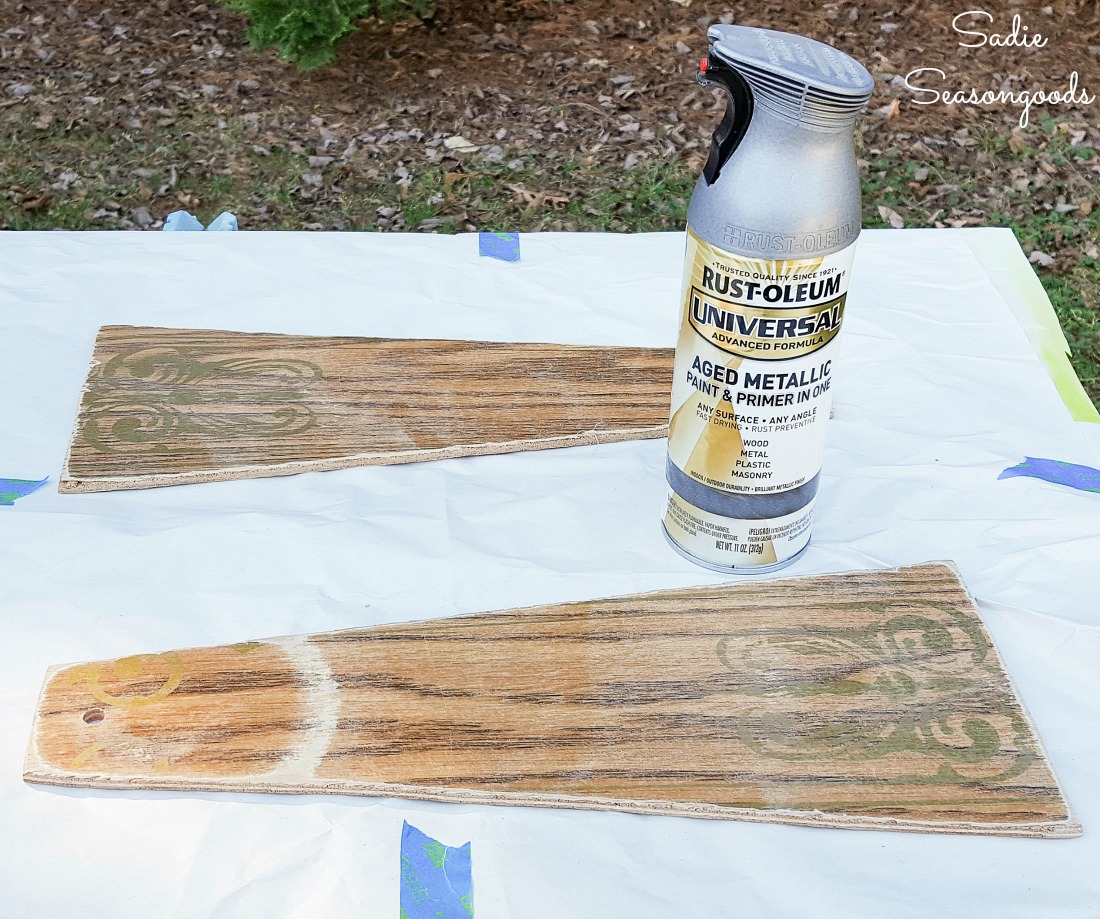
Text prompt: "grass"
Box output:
[[1, 110, 696, 232], [1041, 269, 1100, 399], [394, 158, 696, 234], [2, 109, 1096, 408], [859, 130, 1099, 409]]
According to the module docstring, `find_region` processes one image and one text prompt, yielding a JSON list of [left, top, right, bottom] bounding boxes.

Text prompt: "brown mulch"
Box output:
[[1, 0, 1098, 235]]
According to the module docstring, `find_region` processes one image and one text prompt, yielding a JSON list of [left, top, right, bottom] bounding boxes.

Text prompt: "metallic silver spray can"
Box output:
[[664, 25, 874, 573]]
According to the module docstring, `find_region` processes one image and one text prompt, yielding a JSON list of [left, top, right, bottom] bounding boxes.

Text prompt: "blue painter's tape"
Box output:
[[205, 211, 239, 231], [0, 476, 48, 506], [998, 457, 1100, 494], [163, 211, 206, 231], [163, 210, 238, 231], [479, 231, 520, 262], [400, 822, 472, 919]]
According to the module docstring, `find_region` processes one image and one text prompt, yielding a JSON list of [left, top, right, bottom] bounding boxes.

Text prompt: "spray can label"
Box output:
[[664, 229, 857, 569]]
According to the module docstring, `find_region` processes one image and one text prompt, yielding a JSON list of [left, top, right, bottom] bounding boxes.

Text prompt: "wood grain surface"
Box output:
[[24, 564, 1079, 837], [60, 325, 674, 492]]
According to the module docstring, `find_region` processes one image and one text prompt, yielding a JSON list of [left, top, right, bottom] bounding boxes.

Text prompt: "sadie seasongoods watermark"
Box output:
[[904, 10, 1095, 127]]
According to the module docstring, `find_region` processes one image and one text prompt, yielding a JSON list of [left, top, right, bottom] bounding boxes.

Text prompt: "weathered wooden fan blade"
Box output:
[[25, 564, 1078, 837], [60, 326, 673, 493]]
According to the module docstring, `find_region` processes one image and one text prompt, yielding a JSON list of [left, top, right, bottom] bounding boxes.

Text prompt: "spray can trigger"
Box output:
[[697, 56, 754, 186]]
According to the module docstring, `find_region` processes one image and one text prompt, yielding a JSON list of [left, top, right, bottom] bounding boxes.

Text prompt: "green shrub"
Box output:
[[224, 0, 434, 70]]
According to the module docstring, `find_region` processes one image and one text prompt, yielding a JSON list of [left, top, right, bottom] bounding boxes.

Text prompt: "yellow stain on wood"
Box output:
[[33, 643, 306, 780], [68, 653, 185, 709], [69, 742, 104, 770]]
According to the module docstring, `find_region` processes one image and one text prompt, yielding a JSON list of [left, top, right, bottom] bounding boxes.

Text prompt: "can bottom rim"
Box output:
[[661, 524, 810, 575]]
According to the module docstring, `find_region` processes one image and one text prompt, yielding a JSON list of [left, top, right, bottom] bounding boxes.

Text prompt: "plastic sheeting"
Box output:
[[1, 228, 1098, 918]]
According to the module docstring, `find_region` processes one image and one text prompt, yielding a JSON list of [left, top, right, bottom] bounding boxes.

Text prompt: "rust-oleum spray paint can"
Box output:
[[664, 25, 874, 573]]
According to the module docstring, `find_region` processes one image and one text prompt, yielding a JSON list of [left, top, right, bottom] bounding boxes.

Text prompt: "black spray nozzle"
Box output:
[[697, 54, 754, 185]]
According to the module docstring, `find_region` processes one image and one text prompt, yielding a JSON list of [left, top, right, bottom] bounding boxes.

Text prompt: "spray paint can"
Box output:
[[664, 25, 874, 573]]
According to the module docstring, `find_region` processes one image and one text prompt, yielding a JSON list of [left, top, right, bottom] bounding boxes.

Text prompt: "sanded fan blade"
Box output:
[[60, 326, 674, 492], [24, 564, 1078, 837]]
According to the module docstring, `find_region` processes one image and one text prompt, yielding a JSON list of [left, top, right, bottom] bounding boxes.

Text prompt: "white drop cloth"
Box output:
[[1, 229, 1097, 918]]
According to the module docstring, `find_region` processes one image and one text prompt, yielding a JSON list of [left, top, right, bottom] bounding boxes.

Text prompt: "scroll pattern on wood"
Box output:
[[61, 326, 674, 492]]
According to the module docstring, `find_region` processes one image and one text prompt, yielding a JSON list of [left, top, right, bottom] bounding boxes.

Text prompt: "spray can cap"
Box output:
[[706, 25, 873, 127]]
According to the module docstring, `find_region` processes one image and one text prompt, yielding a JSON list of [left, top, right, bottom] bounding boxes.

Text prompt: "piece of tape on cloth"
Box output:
[[400, 822, 473, 919], [479, 232, 520, 262], [999, 457, 1100, 493], [0, 476, 48, 505]]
